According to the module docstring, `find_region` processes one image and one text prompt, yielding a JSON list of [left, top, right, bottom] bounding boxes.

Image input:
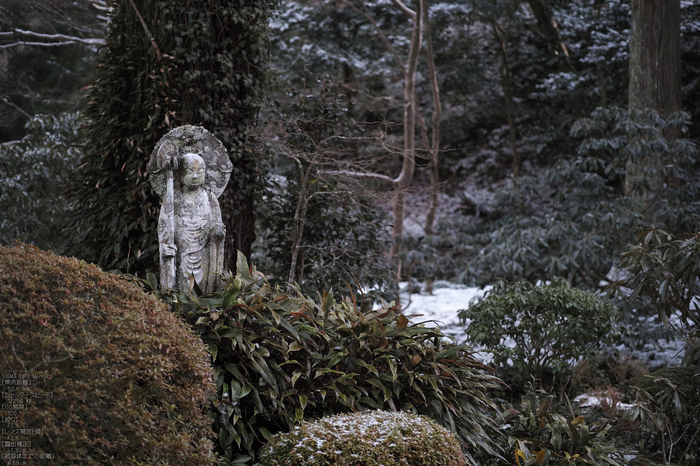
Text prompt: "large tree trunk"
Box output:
[[626, 0, 681, 200], [628, 0, 681, 114]]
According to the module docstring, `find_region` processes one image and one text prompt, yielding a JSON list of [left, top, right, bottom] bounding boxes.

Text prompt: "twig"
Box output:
[[127, 0, 161, 60], [389, 0, 416, 18], [0, 96, 31, 118]]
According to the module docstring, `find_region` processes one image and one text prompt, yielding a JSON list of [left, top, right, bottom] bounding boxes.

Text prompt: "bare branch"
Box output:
[[318, 132, 385, 147], [91, 0, 114, 12], [13, 28, 105, 45], [319, 169, 396, 185], [1, 140, 21, 146], [340, 0, 405, 71], [0, 41, 85, 49], [0, 96, 32, 118], [390, 0, 416, 19], [127, 0, 162, 60]]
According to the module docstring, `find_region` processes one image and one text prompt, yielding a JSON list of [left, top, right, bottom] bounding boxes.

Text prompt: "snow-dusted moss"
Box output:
[[258, 410, 467, 466]]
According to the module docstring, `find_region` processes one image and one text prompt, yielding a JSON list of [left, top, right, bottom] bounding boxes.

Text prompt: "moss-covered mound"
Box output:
[[258, 410, 468, 466], [0, 244, 216, 465]]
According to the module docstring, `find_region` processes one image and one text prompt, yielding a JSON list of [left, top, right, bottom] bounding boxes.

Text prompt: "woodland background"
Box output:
[[1, 0, 699, 297], [2, 1, 700, 464]]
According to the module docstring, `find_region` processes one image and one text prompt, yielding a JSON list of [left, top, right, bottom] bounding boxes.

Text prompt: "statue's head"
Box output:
[[180, 153, 206, 189]]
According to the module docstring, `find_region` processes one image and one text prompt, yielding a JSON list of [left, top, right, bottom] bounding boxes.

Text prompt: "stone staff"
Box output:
[[155, 140, 178, 289]]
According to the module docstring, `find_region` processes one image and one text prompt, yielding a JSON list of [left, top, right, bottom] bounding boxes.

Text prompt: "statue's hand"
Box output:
[[157, 141, 178, 171], [212, 224, 225, 240], [162, 243, 177, 258]]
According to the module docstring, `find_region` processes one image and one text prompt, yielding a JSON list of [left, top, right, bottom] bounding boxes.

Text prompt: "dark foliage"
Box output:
[[167, 253, 504, 465], [0, 112, 83, 251], [612, 229, 700, 366], [629, 366, 700, 465], [493, 386, 628, 466], [422, 107, 700, 290], [0, 244, 216, 465], [0, 0, 102, 142], [257, 77, 395, 296], [66, 0, 276, 275]]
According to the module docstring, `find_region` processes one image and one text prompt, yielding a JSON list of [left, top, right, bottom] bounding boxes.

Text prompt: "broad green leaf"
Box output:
[[236, 251, 251, 280]]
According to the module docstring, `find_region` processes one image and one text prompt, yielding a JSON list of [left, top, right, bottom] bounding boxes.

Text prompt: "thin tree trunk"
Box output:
[[526, 0, 570, 64], [423, 1, 441, 237], [288, 157, 311, 285], [390, 0, 422, 258], [333, 0, 425, 306], [491, 20, 519, 179]]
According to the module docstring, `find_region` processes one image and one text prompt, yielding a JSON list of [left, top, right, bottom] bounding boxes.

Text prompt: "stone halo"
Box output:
[[147, 125, 232, 199]]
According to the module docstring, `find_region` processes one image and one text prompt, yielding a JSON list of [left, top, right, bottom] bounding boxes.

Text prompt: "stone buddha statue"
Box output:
[[147, 126, 232, 293]]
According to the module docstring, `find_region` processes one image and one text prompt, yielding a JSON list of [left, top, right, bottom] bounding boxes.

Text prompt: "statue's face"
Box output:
[[182, 155, 206, 189]]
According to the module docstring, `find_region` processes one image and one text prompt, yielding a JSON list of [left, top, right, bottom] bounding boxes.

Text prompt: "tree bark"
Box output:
[[626, 0, 681, 199], [491, 20, 520, 179], [423, 2, 441, 237], [389, 0, 422, 258], [628, 0, 681, 115]]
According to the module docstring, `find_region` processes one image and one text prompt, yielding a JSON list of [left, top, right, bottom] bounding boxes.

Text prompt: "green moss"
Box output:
[[0, 244, 216, 465], [258, 410, 467, 466]]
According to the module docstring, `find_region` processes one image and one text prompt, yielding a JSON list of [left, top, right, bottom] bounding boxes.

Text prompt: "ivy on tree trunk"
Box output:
[[66, 0, 276, 276]]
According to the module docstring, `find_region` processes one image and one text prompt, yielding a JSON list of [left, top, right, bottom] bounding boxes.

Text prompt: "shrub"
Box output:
[[169, 253, 505, 465], [628, 366, 700, 465], [0, 244, 216, 465], [496, 386, 628, 466], [257, 410, 468, 466], [0, 112, 83, 251], [425, 107, 699, 290], [612, 228, 700, 365], [459, 277, 621, 392]]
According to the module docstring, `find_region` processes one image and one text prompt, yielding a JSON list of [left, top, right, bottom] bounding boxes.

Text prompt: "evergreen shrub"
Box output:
[[629, 366, 700, 465], [257, 410, 468, 466], [169, 253, 505, 465], [459, 277, 621, 392], [429, 107, 699, 290], [612, 228, 700, 365], [496, 387, 628, 466], [0, 112, 83, 251], [0, 244, 216, 465]]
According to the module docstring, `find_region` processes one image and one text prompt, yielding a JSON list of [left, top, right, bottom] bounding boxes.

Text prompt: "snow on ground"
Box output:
[[401, 280, 685, 368], [400, 280, 486, 345]]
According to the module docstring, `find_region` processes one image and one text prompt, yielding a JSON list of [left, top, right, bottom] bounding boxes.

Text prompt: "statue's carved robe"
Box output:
[[173, 190, 223, 292]]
